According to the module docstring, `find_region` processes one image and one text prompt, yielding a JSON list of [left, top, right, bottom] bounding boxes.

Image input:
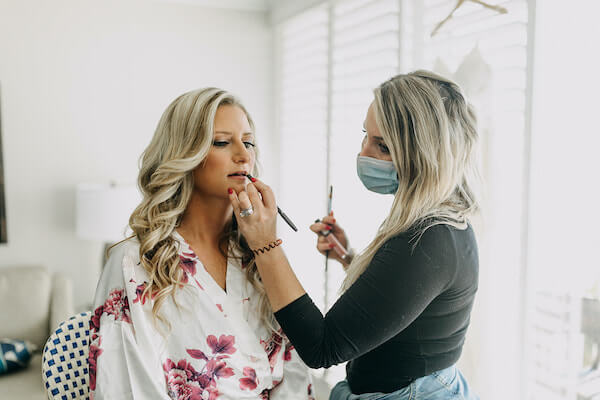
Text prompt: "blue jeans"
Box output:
[[329, 365, 479, 400]]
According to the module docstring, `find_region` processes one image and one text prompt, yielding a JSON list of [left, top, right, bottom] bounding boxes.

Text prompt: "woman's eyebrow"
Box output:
[[361, 123, 383, 141], [214, 131, 254, 137]]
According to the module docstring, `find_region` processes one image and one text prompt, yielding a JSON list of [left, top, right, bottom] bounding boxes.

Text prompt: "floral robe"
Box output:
[[89, 231, 315, 400]]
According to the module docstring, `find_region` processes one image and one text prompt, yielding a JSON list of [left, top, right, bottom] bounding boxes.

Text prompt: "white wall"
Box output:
[[525, 2, 600, 398], [0, 0, 273, 310], [528, 1, 600, 291]]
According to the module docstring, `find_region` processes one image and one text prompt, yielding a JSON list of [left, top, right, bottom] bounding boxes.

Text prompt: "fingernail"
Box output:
[[250, 177, 257, 182], [332, 218, 336, 224], [325, 225, 332, 230], [228, 188, 233, 194], [329, 243, 335, 249]]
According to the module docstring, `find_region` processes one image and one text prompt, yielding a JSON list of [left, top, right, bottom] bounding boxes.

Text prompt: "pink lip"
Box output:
[[228, 175, 247, 181]]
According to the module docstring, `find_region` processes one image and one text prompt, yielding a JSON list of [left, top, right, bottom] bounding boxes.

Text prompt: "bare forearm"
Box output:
[[253, 247, 306, 312]]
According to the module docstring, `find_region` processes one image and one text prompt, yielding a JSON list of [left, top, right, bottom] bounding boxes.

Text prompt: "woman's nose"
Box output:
[[233, 142, 251, 162]]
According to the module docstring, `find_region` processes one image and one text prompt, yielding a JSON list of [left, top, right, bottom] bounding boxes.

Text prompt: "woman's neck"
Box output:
[[178, 193, 233, 247]]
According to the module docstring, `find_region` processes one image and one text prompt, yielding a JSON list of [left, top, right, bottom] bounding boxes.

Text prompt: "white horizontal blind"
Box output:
[[326, 4, 401, 380], [326, 0, 401, 384], [328, 0, 400, 305], [277, 0, 401, 315], [528, 291, 582, 400], [275, 5, 330, 318]]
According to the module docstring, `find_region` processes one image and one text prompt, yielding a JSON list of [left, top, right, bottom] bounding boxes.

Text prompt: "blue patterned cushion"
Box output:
[[0, 338, 36, 374]]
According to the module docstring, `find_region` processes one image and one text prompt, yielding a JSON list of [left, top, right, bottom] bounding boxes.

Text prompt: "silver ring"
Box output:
[[239, 206, 254, 218]]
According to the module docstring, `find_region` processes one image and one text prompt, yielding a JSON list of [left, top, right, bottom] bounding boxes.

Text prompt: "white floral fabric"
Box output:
[[89, 231, 315, 400]]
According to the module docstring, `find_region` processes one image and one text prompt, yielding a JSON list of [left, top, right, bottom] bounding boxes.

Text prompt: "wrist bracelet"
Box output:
[[252, 239, 283, 256]]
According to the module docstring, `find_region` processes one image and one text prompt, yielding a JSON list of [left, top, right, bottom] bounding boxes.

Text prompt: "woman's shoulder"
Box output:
[[106, 236, 141, 265], [100, 237, 143, 283], [384, 221, 474, 253], [411, 220, 473, 240]]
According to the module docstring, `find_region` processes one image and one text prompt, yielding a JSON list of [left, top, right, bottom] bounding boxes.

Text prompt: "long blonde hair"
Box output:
[[342, 70, 480, 291], [126, 88, 277, 334]]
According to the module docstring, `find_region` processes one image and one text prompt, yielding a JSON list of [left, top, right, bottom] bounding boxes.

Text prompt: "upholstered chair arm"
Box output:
[[49, 273, 75, 333]]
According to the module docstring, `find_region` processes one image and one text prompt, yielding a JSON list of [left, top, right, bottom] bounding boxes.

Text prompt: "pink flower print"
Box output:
[[206, 359, 234, 379], [207, 335, 236, 355], [284, 341, 294, 361], [180, 254, 197, 276], [182, 250, 196, 258], [187, 349, 209, 361], [207, 387, 221, 400], [88, 336, 103, 391], [260, 332, 283, 372], [102, 288, 132, 324], [174, 359, 199, 380], [216, 304, 223, 312], [196, 373, 211, 389], [239, 367, 259, 391], [163, 359, 206, 400], [164, 346, 237, 400], [90, 288, 132, 337], [90, 305, 103, 334], [179, 254, 204, 290], [308, 383, 316, 400], [130, 280, 157, 305]]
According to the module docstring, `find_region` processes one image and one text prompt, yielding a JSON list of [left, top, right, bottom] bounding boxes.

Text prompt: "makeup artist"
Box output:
[[228, 70, 481, 400]]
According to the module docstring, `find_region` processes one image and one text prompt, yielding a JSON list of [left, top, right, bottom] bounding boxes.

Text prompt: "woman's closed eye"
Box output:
[[213, 141, 256, 149]]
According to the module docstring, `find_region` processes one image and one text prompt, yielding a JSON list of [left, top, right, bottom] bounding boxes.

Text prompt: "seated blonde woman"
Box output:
[[88, 89, 315, 400]]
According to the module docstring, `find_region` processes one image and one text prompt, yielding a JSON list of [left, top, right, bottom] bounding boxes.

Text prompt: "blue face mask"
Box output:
[[356, 155, 399, 194]]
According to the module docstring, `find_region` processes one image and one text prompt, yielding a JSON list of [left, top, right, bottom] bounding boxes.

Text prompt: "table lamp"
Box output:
[[76, 183, 141, 267]]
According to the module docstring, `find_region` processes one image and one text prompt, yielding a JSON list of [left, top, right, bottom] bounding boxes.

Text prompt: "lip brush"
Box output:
[[325, 185, 332, 272], [245, 174, 298, 232]]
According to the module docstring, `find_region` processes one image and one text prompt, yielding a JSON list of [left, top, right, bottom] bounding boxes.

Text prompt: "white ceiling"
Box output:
[[150, 0, 325, 24]]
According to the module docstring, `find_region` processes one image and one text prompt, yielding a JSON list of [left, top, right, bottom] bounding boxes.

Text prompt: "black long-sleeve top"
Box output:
[[274, 223, 478, 394]]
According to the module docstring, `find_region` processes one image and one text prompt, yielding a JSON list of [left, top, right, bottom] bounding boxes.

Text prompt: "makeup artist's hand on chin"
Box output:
[[228, 179, 278, 250]]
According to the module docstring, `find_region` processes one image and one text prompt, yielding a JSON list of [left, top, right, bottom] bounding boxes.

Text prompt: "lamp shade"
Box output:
[[76, 183, 141, 242]]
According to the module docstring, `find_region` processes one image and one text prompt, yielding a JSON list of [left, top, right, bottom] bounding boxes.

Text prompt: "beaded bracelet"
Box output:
[[252, 239, 283, 256]]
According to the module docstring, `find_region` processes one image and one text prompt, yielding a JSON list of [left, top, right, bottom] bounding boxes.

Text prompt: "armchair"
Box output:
[[0, 266, 74, 399]]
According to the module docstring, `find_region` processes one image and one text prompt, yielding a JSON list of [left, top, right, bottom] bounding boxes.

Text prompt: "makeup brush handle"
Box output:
[[277, 206, 298, 232], [323, 231, 349, 260]]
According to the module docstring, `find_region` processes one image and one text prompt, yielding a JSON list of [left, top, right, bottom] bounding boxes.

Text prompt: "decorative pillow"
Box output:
[[0, 338, 36, 374]]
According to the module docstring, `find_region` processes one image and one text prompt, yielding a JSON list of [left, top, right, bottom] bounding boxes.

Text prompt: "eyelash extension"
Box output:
[[379, 144, 390, 153]]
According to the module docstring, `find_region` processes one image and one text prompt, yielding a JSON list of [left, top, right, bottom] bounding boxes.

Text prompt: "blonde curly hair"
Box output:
[[124, 88, 278, 334]]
